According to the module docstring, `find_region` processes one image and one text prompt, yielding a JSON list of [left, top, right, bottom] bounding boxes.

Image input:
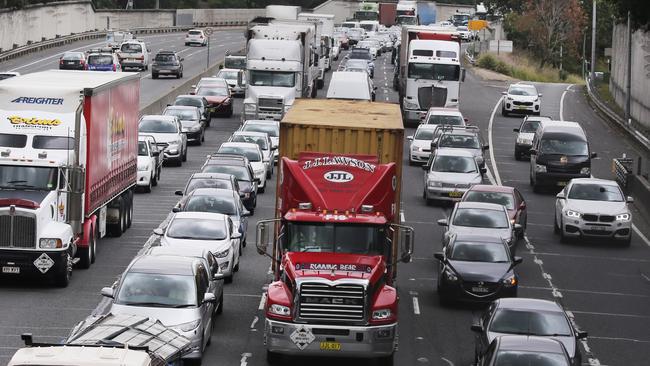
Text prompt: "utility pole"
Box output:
[[625, 11, 632, 123], [582, 30, 587, 77], [590, 0, 597, 81]]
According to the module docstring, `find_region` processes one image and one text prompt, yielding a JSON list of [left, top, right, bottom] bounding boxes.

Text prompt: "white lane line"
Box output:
[[258, 292, 267, 310], [9, 40, 106, 71], [412, 296, 420, 315], [589, 336, 650, 344], [250, 316, 259, 329], [441, 357, 455, 366], [559, 84, 573, 121], [400, 210, 406, 223], [487, 96, 504, 185], [632, 224, 650, 247], [240, 352, 252, 366], [519, 285, 650, 298], [569, 310, 650, 319]]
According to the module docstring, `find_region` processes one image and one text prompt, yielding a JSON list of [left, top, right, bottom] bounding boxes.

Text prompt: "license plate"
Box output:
[[590, 226, 607, 231], [319, 342, 341, 351], [517, 106, 528, 110], [557, 181, 567, 186], [2, 266, 19, 274], [449, 191, 463, 198], [66, 61, 75, 64], [472, 287, 489, 293]]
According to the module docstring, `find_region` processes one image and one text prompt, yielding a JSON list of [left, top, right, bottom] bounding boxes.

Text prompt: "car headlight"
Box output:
[[565, 210, 581, 218], [137, 164, 150, 171], [428, 180, 442, 188], [535, 164, 547, 173], [444, 269, 458, 282], [534, 98, 539, 102], [269, 304, 291, 317], [403, 100, 419, 110], [39, 238, 63, 249], [254, 168, 265, 176], [243, 192, 250, 199], [616, 213, 631, 221], [502, 275, 517, 287], [372, 309, 392, 320], [411, 145, 421, 152], [215, 248, 230, 258], [516, 136, 531, 145], [175, 319, 201, 332], [580, 167, 591, 175], [244, 103, 256, 112], [168, 140, 181, 147], [189, 125, 201, 132]]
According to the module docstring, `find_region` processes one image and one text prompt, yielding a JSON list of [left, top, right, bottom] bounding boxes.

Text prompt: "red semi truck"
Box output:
[[256, 100, 414, 365], [0, 70, 139, 286]]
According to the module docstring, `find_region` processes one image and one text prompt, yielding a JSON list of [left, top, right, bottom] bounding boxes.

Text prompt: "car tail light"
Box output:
[[138, 56, 144, 60], [113, 64, 117, 72], [199, 35, 203, 38], [80, 60, 85, 65], [59, 59, 64, 65]]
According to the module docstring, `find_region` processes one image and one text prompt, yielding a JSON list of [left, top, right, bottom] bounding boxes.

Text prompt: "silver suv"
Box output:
[[432, 126, 488, 168], [423, 148, 485, 204]]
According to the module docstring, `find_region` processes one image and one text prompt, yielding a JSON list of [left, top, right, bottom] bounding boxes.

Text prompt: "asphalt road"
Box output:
[[0, 40, 649, 366]]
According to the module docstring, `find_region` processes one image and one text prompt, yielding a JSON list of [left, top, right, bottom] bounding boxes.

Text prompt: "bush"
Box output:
[[477, 54, 497, 70], [494, 60, 511, 75]]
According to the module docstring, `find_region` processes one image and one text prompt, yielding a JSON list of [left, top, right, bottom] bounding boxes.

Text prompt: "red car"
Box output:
[[194, 84, 233, 117], [461, 184, 527, 237]]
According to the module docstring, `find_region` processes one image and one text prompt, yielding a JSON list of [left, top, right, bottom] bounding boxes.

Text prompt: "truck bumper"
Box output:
[[243, 111, 283, 121], [403, 108, 426, 125], [0, 248, 69, 278], [264, 319, 396, 358]]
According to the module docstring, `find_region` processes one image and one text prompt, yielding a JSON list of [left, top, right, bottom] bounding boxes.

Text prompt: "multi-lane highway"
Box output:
[[0, 33, 649, 366]]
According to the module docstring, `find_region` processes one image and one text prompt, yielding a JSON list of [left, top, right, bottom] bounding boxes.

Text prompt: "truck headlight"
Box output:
[[502, 275, 517, 287], [215, 248, 230, 258], [403, 100, 418, 110], [535, 164, 547, 173], [372, 309, 392, 320], [565, 210, 581, 218], [39, 238, 63, 249], [580, 167, 590, 175], [175, 319, 201, 332], [244, 103, 256, 113], [616, 213, 630, 221], [269, 304, 291, 317]]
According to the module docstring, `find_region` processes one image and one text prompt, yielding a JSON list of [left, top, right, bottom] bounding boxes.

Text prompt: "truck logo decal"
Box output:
[[11, 97, 64, 105], [324, 170, 354, 183], [303, 296, 362, 306], [8, 116, 62, 127], [297, 263, 372, 272], [302, 156, 376, 172]]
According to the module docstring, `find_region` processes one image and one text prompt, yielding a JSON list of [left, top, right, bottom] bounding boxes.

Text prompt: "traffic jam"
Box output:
[[0, 2, 648, 366]]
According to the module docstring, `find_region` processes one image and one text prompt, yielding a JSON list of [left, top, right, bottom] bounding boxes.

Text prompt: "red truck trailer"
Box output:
[[256, 100, 413, 365], [379, 3, 397, 26], [0, 70, 139, 286]]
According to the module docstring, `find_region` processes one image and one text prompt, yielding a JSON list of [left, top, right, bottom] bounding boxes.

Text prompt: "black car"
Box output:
[[200, 155, 258, 213], [529, 121, 597, 192], [163, 105, 205, 145], [471, 298, 587, 366], [172, 95, 211, 126], [434, 233, 521, 305], [176, 172, 240, 197], [152, 50, 184, 79], [59, 51, 86, 70], [479, 336, 572, 366]]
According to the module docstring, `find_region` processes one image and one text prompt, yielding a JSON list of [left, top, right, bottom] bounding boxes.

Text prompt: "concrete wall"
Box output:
[[96, 9, 175, 31], [609, 24, 650, 130], [176, 8, 265, 26]]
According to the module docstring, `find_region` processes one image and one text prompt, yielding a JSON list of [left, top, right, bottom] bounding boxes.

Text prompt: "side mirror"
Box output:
[[373, 86, 378, 90], [100, 287, 115, 298], [556, 192, 565, 199], [470, 323, 483, 333], [153, 228, 164, 236], [191, 84, 196, 89], [174, 190, 184, 196], [480, 167, 487, 174], [513, 128, 520, 132], [519, 202, 527, 210], [398, 225, 414, 263], [219, 64, 224, 69], [422, 164, 430, 170], [171, 207, 181, 213], [577, 330, 588, 339], [166, 104, 172, 107], [437, 219, 448, 227], [213, 272, 225, 281], [254, 178, 261, 184], [433, 252, 445, 262], [501, 91, 507, 95], [203, 293, 217, 304], [407, 135, 413, 141], [513, 256, 523, 265], [538, 93, 543, 97], [590, 152, 598, 159], [242, 209, 251, 217], [513, 223, 523, 232], [256, 219, 279, 259], [529, 149, 537, 155], [483, 144, 490, 150], [180, 57, 184, 61], [464, 118, 469, 123], [152, 151, 160, 157], [626, 196, 634, 203], [189, 91, 196, 95], [232, 231, 242, 239], [461, 68, 466, 82]]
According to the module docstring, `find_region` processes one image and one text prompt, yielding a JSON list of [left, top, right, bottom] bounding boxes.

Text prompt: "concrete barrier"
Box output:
[[628, 174, 650, 223]]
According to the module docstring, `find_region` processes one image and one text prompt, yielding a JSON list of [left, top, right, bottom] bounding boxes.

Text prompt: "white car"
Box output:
[[240, 120, 279, 164], [137, 136, 160, 192], [422, 107, 467, 126], [138, 115, 188, 166], [117, 40, 150, 71], [456, 26, 472, 41], [423, 148, 485, 204], [217, 142, 267, 192], [501, 83, 542, 116], [554, 178, 633, 245], [185, 29, 208, 46], [229, 131, 274, 178], [155, 212, 242, 282], [407, 124, 437, 165], [215, 68, 246, 96], [326, 71, 376, 101]]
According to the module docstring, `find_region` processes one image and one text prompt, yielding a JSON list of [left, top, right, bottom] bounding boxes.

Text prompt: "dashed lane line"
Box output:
[[412, 296, 420, 315]]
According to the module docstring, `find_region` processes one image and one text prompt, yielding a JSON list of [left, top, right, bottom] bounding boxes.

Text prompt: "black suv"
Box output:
[[152, 51, 183, 79]]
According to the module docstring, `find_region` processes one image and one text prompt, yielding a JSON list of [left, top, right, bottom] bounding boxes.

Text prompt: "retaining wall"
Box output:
[[96, 9, 175, 31]]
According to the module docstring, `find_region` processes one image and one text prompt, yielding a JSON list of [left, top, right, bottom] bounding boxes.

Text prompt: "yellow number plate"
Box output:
[[319, 342, 341, 351], [449, 191, 463, 198]]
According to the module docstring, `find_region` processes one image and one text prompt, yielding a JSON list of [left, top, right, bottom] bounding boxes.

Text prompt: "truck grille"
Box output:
[[417, 86, 448, 110], [258, 97, 283, 113], [299, 283, 365, 323], [0, 214, 36, 248]]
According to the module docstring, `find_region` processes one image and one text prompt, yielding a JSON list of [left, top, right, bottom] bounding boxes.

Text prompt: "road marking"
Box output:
[[632, 224, 650, 247], [559, 84, 573, 121], [569, 310, 650, 319], [258, 292, 267, 310], [441, 357, 455, 366], [240, 352, 252, 366], [487, 96, 504, 185], [9, 40, 106, 71], [523, 250, 650, 263], [250, 316, 259, 329], [589, 336, 650, 344], [400, 210, 406, 223], [519, 285, 650, 298], [412, 296, 420, 315]]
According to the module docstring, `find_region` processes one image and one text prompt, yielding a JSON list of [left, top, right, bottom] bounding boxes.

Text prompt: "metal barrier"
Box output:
[[612, 156, 634, 191]]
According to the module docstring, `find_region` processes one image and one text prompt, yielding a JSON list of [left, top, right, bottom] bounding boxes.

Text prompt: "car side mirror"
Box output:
[[433, 252, 445, 262], [407, 135, 413, 141], [174, 190, 184, 196], [471, 323, 483, 333], [242, 210, 251, 217], [153, 228, 164, 236], [213, 272, 225, 281], [171, 207, 181, 213], [189, 91, 196, 95], [232, 231, 242, 239], [437, 219, 448, 227], [590, 152, 598, 158], [254, 178, 261, 184], [483, 144, 490, 150], [513, 256, 523, 265], [203, 293, 217, 304], [480, 167, 487, 174], [373, 86, 378, 90], [626, 196, 634, 203], [577, 330, 588, 339], [152, 151, 160, 157], [556, 192, 565, 199], [513, 128, 520, 132], [501, 91, 507, 95], [519, 202, 527, 209], [538, 93, 543, 97], [219, 64, 224, 69], [529, 149, 537, 155], [180, 57, 184, 61], [100, 287, 114, 298], [464, 118, 469, 123], [422, 164, 430, 170], [191, 84, 196, 89], [166, 104, 171, 107], [513, 223, 523, 232]]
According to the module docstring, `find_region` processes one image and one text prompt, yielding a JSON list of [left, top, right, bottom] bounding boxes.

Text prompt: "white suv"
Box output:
[[185, 29, 208, 46], [501, 83, 542, 116]]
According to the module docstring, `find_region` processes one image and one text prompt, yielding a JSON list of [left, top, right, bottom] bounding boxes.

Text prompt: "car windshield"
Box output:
[[202, 165, 249, 180], [249, 70, 296, 87], [452, 208, 509, 228], [0, 133, 27, 148], [186, 179, 232, 193], [185, 195, 236, 215], [175, 97, 203, 108], [521, 120, 542, 133], [540, 138, 588, 156], [188, 30, 202, 36], [197, 87, 229, 96], [0, 165, 58, 190], [232, 135, 268, 150], [167, 218, 227, 240], [432, 155, 477, 173], [217, 70, 238, 79], [426, 114, 464, 126], [568, 183, 624, 202], [225, 57, 246, 69], [464, 191, 516, 210], [358, 41, 373, 48], [116, 273, 197, 307], [415, 129, 434, 140], [155, 54, 176, 62], [218, 146, 261, 162], [495, 351, 568, 366], [286, 222, 387, 255], [243, 124, 278, 137], [360, 24, 375, 31], [509, 86, 538, 96], [165, 109, 198, 120], [408, 63, 460, 81], [439, 134, 481, 149], [346, 60, 368, 68], [490, 309, 573, 336], [120, 43, 142, 53], [138, 142, 148, 156], [450, 242, 510, 262], [349, 51, 371, 60], [88, 55, 113, 65], [139, 119, 177, 133]]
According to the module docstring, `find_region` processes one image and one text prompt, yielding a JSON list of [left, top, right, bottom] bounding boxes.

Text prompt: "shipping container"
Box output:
[[379, 3, 397, 26]]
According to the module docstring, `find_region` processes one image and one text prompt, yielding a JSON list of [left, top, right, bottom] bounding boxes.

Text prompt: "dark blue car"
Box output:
[[86, 53, 121, 72]]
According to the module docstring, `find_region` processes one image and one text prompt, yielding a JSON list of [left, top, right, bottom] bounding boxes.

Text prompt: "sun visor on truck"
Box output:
[[280, 152, 397, 219]]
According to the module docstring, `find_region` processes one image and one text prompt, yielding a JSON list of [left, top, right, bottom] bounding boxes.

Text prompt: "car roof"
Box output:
[[233, 131, 268, 138], [129, 255, 197, 275], [172, 211, 228, 221], [218, 68, 239, 73], [452, 232, 507, 244], [156, 50, 177, 55], [189, 172, 235, 180], [510, 83, 536, 89], [455, 201, 505, 211], [467, 184, 515, 194], [496, 297, 563, 312], [569, 178, 618, 186], [434, 148, 474, 157], [497, 335, 568, 354], [140, 115, 177, 122], [244, 120, 279, 126], [146, 246, 211, 260], [524, 115, 553, 122], [416, 124, 438, 131], [165, 105, 198, 111], [221, 142, 260, 149], [440, 130, 477, 137], [176, 94, 205, 99], [540, 121, 585, 136], [426, 107, 463, 116], [188, 187, 237, 198]]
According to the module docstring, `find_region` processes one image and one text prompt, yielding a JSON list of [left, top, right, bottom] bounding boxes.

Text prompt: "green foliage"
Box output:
[[477, 53, 498, 70]]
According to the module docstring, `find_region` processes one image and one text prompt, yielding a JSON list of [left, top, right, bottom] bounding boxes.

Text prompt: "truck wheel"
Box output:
[[266, 350, 283, 365], [78, 227, 95, 269], [376, 354, 394, 366], [55, 253, 72, 288], [108, 198, 124, 237], [317, 78, 324, 90], [126, 192, 133, 229]]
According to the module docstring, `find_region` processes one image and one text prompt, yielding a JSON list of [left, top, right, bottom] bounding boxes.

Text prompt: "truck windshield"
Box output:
[[355, 12, 378, 21], [0, 165, 58, 190], [249, 70, 295, 87], [408, 63, 460, 81], [397, 16, 417, 25], [32, 136, 75, 150], [0, 133, 27, 148], [286, 222, 387, 255]]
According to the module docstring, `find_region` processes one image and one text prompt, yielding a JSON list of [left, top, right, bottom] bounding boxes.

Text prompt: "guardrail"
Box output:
[[0, 22, 247, 63], [612, 156, 634, 190]]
